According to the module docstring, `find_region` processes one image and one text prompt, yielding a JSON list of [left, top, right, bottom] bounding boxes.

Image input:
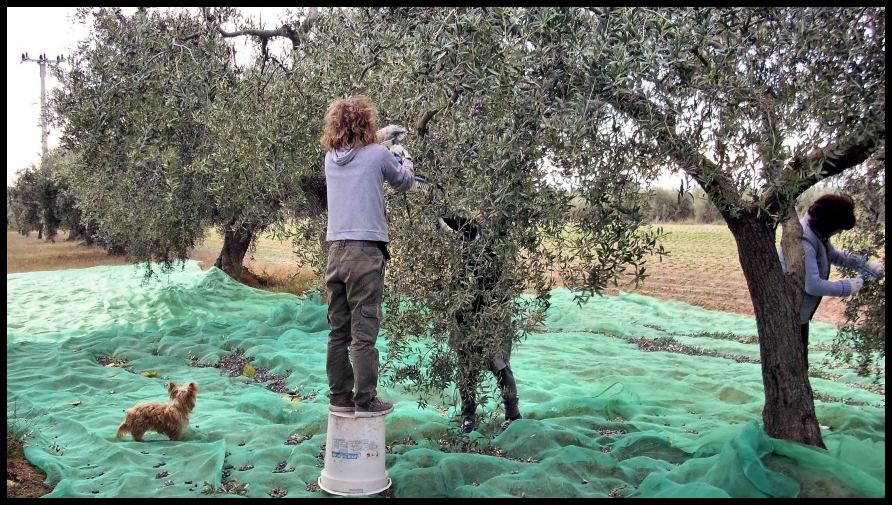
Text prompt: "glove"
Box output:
[[866, 258, 884, 277], [437, 217, 455, 233], [845, 277, 864, 295], [376, 124, 408, 144], [389, 144, 411, 161]]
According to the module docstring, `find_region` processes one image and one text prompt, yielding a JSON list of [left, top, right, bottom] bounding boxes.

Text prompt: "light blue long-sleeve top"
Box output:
[[778, 213, 868, 324]]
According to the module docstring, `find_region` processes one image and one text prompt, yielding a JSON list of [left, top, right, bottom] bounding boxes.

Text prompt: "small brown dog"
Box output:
[[116, 381, 198, 442]]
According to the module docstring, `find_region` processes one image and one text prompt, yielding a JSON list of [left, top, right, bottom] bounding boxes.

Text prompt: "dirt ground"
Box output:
[[7, 436, 54, 498], [605, 258, 848, 328]]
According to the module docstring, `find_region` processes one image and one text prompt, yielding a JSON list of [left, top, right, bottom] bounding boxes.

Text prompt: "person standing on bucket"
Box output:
[[321, 95, 415, 417]]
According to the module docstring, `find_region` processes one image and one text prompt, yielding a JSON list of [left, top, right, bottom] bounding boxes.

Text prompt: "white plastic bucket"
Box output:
[[318, 411, 391, 496]]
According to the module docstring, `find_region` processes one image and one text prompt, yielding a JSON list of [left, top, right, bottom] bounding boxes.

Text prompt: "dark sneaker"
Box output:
[[460, 416, 476, 435], [496, 414, 523, 436], [328, 392, 355, 412], [355, 397, 394, 418]]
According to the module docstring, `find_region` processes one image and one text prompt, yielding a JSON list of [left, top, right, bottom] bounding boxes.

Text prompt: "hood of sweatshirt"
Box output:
[[332, 148, 358, 166]]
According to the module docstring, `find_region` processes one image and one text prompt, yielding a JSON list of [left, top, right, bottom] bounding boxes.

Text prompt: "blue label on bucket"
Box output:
[[331, 451, 359, 460]]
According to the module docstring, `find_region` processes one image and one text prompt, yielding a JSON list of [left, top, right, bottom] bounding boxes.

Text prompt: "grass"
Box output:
[[6, 230, 132, 274], [6, 407, 30, 460]]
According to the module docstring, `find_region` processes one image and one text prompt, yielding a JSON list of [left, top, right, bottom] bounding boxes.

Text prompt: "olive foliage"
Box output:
[[52, 7, 319, 279], [281, 8, 665, 407]]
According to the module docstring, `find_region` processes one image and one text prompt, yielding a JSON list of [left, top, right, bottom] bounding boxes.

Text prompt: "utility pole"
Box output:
[[20, 52, 64, 158]]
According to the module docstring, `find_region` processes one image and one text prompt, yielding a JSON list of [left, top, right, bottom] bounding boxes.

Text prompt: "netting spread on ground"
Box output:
[[6, 261, 885, 498]]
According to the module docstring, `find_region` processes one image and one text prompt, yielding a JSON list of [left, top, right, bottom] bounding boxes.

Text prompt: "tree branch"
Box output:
[[417, 87, 463, 138], [612, 89, 739, 204], [759, 136, 880, 214], [357, 43, 383, 83], [201, 7, 320, 50], [612, 87, 880, 223]]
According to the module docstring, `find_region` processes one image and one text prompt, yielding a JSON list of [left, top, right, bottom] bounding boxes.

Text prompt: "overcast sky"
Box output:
[[7, 7, 81, 185], [6, 7, 292, 186]]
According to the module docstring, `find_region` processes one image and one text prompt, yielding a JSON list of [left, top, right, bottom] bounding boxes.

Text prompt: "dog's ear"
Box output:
[[166, 381, 178, 392], [188, 382, 198, 392]]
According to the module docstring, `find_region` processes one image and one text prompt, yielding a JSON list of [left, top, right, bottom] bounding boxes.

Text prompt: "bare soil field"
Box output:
[[608, 224, 848, 326]]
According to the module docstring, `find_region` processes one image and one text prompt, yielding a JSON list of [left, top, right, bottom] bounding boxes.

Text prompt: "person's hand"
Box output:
[[437, 217, 455, 233], [377, 124, 408, 144], [846, 277, 864, 295], [866, 258, 884, 277], [390, 144, 411, 161]]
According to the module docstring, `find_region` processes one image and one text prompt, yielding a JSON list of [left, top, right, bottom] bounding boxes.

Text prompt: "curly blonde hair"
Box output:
[[320, 95, 379, 151]]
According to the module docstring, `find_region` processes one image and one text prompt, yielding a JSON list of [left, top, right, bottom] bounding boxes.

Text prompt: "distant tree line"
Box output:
[[9, 149, 884, 241], [7, 149, 97, 244]]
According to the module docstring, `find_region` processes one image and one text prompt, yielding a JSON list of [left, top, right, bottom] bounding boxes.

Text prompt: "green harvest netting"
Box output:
[[6, 261, 885, 498]]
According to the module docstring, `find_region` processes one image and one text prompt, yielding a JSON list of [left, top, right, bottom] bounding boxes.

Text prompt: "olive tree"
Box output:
[[286, 7, 884, 448], [52, 7, 323, 279], [282, 7, 665, 414], [562, 7, 884, 448], [6, 151, 74, 241], [53, 8, 221, 275], [7, 165, 43, 237], [832, 163, 885, 378]]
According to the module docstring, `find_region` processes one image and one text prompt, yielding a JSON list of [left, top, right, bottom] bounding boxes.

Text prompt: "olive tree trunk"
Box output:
[[214, 223, 256, 280], [725, 214, 824, 448]]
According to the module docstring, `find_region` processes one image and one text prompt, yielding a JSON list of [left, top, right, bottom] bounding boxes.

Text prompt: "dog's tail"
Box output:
[[116, 422, 128, 439]]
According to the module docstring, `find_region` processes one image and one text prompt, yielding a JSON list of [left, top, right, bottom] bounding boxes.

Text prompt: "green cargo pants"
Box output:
[[324, 240, 387, 408]]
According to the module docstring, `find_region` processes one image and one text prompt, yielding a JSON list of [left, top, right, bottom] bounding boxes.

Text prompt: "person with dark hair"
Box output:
[[778, 193, 884, 366], [437, 213, 523, 436], [321, 95, 415, 417]]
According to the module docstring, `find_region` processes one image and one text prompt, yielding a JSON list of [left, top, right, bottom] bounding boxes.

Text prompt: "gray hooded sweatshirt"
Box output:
[[325, 143, 415, 243]]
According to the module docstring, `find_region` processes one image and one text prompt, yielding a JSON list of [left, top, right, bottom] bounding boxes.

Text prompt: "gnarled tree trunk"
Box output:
[[214, 222, 257, 280], [297, 174, 330, 255], [725, 213, 824, 448]]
